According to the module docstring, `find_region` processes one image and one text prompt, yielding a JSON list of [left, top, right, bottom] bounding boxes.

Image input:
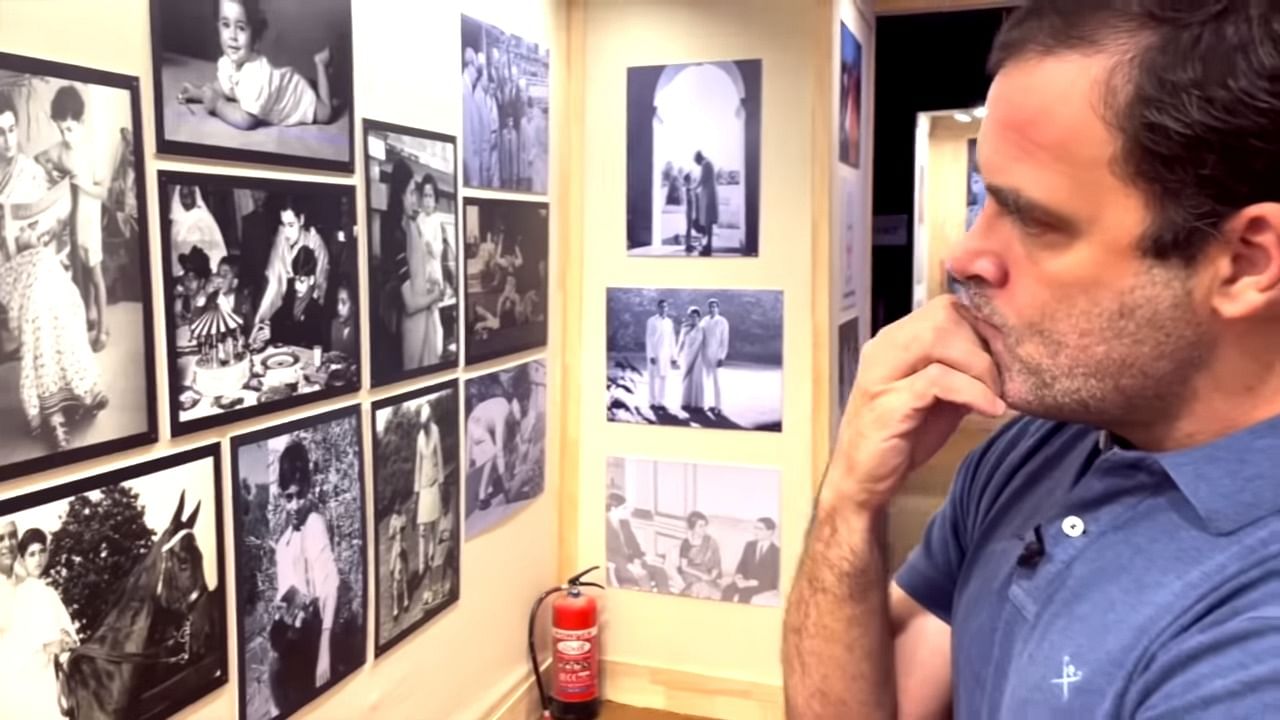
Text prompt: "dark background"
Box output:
[[626, 60, 762, 256], [606, 288, 782, 366], [157, 0, 353, 99], [463, 198, 548, 364], [870, 8, 1008, 333]]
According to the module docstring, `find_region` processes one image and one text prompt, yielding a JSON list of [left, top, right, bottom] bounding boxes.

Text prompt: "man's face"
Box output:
[[281, 483, 309, 531], [946, 53, 1213, 427], [708, 302, 720, 317], [753, 522, 772, 543], [0, 522, 16, 575], [280, 209, 303, 245], [0, 111, 16, 162], [657, 301, 668, 318], [218, 262, 238, 289], [55, 118, 80, 148]]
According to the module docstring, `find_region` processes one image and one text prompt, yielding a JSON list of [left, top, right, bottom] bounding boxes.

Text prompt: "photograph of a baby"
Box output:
[[158, 171, 359, 436], [151, 0, 354, 172]]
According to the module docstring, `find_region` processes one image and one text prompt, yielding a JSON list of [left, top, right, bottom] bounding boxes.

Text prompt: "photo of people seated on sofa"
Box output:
[[604, 456, 780, 606]]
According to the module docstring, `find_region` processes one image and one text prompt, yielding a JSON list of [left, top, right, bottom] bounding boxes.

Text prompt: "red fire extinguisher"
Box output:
[[529, 566, 604, 720]]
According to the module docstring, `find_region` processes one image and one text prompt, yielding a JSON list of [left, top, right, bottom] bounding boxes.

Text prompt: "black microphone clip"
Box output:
[[1016, 524, 1045, 569]]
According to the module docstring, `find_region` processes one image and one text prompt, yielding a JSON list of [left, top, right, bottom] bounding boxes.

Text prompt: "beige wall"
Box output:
[[0, 1, 564, 718], [922, 115, 981, 302], [565, 0, 835, 715]]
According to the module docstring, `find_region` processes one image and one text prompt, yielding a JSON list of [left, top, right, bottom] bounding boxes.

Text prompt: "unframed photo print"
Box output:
[[0, 445, 227, 719], [626, 59, 761, 257], [463, 197, 548, 365], [157, 171, 360, 437], [605, 457, 781, 606], [464, 358, 546, 539], [838, 22, 863, 169], [231, 406, 367, 720], [606, 287, 783, 432], [0, 51, 157, 483], [150, 0, 355, 172], [372, 380, 461, 656], [364, 120, 460, 386], [460, 14, 550, 194]]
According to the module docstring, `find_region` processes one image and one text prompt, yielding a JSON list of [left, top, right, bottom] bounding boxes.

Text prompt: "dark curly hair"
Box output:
[[277, 440, 312, 494], [989, 0, 1280, 265]]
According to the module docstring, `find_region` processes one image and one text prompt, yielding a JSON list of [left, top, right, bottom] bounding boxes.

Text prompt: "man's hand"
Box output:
[[823, 294, 1005, 518]]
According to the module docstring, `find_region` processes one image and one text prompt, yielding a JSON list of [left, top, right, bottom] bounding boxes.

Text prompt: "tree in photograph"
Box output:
[[46, 484, 156, 637]]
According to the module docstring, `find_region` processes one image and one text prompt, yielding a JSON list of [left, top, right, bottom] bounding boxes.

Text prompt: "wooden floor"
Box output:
[[599, 702, 710, 719]]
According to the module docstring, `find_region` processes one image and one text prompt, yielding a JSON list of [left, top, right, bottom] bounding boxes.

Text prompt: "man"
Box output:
[[785, 3, 1280, 718], [467, 391, 522, 512], [644, 298, 676, 408], [251, 198, 329, 345], [270, 441, 339, 714], [604, 492, 670, 593], [721, 517, 779, 604], [461, 48, 484, 186], [701, 298, 729, 414], [693, 150, 718, 257]]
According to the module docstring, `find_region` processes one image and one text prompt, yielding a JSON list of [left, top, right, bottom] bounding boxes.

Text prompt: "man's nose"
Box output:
[[945, 224, 1008, 290]]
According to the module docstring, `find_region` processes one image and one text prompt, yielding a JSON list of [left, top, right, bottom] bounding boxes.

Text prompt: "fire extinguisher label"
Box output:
[[552, 625, 598, 701]]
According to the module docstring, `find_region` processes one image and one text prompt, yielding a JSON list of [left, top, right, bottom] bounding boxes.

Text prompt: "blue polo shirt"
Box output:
[[895, 412, 1280, 718]]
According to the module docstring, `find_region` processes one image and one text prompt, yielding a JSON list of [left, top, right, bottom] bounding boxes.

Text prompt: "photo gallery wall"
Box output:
[[0, 0, 813, 714], [0, 3, 552, 718]]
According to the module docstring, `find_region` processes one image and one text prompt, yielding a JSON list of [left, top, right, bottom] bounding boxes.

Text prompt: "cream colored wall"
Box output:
[[922, 116, 980, 302], [568, 0, 828, 712], [0, 1, 564, 718]]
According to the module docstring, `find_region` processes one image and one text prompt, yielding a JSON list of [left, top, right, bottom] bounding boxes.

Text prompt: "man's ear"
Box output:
[[1212, 202, 1280, 320]]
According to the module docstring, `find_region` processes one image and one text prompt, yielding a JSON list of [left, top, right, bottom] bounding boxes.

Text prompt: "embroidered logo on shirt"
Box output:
[[1051, 655, 1084, 700]]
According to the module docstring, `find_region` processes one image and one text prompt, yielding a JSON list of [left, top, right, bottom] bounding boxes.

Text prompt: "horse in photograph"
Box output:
[[57, 492, 217, 720]]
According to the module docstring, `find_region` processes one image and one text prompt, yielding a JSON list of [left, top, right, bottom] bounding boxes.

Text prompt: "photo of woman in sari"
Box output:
[[676, 306, 705, 411], [678, 510, 722, 600]]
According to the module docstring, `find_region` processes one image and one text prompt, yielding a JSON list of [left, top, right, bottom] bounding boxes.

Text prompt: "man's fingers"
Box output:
[[908, 362, 1007, 418]]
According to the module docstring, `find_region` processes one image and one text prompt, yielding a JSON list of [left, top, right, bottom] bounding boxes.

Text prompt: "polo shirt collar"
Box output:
[[1110, 412, 1280, 535]]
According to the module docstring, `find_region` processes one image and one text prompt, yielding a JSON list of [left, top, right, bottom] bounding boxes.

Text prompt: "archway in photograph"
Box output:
[[650, 62, 747, 253]]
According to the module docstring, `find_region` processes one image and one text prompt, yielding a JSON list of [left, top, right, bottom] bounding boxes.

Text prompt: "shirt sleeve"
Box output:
[[892, 415, 1037, 624], [1131, 615, 1280, 718], [303, 513, 340, 631], [232, 57, 272, 118]]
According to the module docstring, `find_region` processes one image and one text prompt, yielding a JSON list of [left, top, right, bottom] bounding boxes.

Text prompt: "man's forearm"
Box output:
[[784, 504, 895, 720]]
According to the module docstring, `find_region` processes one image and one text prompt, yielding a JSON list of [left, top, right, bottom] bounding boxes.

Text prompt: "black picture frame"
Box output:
[[362, 118, 461, 387], [462, 197, 549, 366], [229, 403, 368, 720], [156, 170, 361, 438], [370, 378, 461, 657], [459, 13, 550, 195], [149, 0, 356, 174], [0, 50, 158, 484], [0, 444, 227, 719], [625, 58, 762, 258]]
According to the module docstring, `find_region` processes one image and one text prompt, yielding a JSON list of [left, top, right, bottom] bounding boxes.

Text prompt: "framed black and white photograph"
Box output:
[[0, 444, 227, 719], [0, 51, 157, 483], [461, 14, 550, 194], [626, 59, 761, 257], [150, 0, 355, 173], [463, 197, 548, 365], [839, 172, 860, 312], [838, 22, 863, 169], [157, 171, 359, 437], [230, 405, 367, 720], [605, 456, 781, 606], [364, 119, 460, 387], [606, 287, 782, 431], [372, 380, 461, 656], [465, 358, 546, 539], [836, 315, 860, 422]]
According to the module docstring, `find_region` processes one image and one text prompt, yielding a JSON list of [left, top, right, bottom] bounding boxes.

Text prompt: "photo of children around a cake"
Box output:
[[159, 172, 360, 436]]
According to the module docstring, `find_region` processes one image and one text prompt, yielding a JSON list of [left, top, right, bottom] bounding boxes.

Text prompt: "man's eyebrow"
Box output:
[[984, 183, 1081, 234]]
